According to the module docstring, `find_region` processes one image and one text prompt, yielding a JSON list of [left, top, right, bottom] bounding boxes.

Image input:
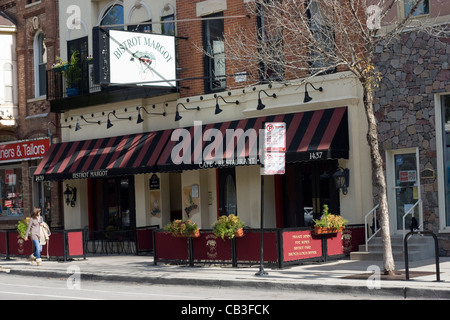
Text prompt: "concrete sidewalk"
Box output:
[[1, 255, 449, 299]]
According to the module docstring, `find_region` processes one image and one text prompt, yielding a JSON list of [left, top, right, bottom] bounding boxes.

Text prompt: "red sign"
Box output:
[[0, 138, 50, 163], [282, 230, 322, 261]]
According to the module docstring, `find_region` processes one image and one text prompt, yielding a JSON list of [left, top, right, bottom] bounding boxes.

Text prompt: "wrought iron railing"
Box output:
[[47, 61, 101, 101]]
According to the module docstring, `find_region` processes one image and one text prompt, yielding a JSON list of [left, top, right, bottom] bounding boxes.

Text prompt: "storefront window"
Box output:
[[441, 95, 450, 227], [0, 166, 23, 217]]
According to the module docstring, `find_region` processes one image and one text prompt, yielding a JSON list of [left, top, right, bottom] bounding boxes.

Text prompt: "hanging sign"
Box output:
[[106, 30, 176, 87], [263, 122, 286, 175]]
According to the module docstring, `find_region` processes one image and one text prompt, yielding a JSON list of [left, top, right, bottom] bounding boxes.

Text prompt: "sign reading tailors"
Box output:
[[107, 30, 176, 87], [0, 138, 50, 163]]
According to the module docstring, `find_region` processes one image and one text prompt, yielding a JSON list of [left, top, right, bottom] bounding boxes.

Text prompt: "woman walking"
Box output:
[[24, 208, 44, 266]]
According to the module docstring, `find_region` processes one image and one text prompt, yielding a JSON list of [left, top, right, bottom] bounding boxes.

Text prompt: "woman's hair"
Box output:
[[31, 207, 41, 218]]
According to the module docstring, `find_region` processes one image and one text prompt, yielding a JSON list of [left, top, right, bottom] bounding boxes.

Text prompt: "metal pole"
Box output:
[[255, 174, 268, 276]]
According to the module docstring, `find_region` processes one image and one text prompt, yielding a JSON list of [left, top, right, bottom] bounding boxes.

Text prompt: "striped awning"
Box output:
[[33, 130, 172, 181], [34, 107, 348, 181], [157, 107, 349, 172]]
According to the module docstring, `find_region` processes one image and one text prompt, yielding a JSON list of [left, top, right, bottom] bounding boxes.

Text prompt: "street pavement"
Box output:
[[1, 254, 449, 299]]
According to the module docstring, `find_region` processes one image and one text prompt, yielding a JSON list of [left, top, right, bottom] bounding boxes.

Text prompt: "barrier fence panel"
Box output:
[[136, 225, 159, 255], [0, 231, 7, 255], [0, 229, 87, 261], [154, 226, 365, 268]]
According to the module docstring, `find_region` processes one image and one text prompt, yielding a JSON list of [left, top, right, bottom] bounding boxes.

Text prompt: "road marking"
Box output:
[[0, 281, 218, 300], [0, 290, 101, 300]]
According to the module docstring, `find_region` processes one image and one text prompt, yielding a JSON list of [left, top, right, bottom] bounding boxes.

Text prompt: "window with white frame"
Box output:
[[34, 32, 47, 97]]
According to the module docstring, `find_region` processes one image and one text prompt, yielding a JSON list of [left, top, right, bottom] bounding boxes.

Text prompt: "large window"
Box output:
[[257, 3, 284, 82], [203, 13, 226, 92], [306, 0, 335, 74]]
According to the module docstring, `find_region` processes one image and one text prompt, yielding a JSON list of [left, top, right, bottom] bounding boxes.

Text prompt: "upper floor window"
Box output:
[[306, 0, 335, 74], [257, 3, 284, 82], [34, 32, 47, 97], [404, 0, 430, 17], [203, 13, 226, 92], [161, 4, 175, 36], [100, 3, 124, 29], [3, 63, 14, 104], [128, 19, 152, 33]]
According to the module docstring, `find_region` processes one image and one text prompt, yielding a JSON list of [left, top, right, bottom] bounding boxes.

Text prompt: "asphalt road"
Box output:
[[0, 273, 410, 301]]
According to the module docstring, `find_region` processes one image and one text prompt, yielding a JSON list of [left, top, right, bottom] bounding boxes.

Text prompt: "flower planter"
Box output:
[[314, 226, 343, 234], [234, 228, 244, 238], [169, 229, 200, 238], [190, 229, 200, 238]]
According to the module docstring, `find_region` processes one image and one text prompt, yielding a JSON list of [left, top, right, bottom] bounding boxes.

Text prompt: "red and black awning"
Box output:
[[34, 107, 348, 181], [157, 106, 348, 171], [33, 130, 172, 181]]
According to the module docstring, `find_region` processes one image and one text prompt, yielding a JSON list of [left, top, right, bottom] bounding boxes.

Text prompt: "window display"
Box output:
[[0, 166, 23, 217]]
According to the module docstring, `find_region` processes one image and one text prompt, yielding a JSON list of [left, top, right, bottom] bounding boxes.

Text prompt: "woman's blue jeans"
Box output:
[[32, 240, 42, 259]]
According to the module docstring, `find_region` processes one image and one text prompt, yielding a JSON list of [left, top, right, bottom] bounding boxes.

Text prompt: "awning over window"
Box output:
[[34, 107, 348, 181], [33, 130, 172, 181], [157, 107, 349, 172]]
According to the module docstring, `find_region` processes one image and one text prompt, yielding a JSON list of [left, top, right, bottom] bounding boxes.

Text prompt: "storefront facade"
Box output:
[[37, 0, 375, 258]]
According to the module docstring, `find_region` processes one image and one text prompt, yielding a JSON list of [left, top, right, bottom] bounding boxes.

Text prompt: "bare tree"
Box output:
[[223, 0, 448, 274]]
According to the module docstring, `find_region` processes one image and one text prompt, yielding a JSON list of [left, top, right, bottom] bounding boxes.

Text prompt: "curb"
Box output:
[[6, 268, 450, 299]]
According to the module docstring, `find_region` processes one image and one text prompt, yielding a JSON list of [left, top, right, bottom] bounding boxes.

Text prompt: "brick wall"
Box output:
[[0, 0, 63, 228]]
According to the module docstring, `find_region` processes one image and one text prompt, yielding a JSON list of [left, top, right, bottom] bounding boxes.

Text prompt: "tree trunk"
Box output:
[[362, 81, 396, 275]]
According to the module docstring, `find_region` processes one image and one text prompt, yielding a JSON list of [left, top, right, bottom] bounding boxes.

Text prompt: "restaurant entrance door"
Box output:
[[90, 176, 136, 239], [282, 161, 340, 227]]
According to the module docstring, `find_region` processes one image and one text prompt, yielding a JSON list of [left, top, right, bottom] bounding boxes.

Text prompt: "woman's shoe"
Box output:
[[36, 258, 42, 266]]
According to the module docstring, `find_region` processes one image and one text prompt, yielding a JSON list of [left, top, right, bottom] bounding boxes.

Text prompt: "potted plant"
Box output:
[[164, 219, 200, 238], [313, 204, 347, 234], [54, 50, 82, 96], [212, 214, 245, 240], [16, 217, 30, 239]]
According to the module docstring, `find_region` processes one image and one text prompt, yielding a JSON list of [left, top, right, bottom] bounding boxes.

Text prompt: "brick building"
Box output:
[[0, 0, 63, 229]]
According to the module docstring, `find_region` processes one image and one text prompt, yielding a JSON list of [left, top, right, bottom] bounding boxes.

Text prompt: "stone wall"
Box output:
[[373, 28, 450, 255]]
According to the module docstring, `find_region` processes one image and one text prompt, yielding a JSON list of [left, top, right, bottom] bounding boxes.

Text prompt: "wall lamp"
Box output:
[[214, 93, 239, 115], [75, 115, 101, 131], [64, 184, 77, 207], [303, 82, 323, 103], [107, 110, 132, 129], [174, 103, 200, 122], [256, 85, 277, 110], [333, 167, 349, 195], [47, 121, 72, 137], [136, 106, 166, 124]]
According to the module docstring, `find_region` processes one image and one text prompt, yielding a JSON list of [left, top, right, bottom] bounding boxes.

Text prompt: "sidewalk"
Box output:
[[1, 255, 449, 299]]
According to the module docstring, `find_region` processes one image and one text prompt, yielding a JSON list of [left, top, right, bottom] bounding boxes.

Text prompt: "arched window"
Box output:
[[161, 4, 175, 36], [34, 32, 47, 97], [100, 3, 124, 29]]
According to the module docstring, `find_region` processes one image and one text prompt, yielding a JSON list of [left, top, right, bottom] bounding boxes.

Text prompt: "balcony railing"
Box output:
[[47, 60, 101, 101]]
